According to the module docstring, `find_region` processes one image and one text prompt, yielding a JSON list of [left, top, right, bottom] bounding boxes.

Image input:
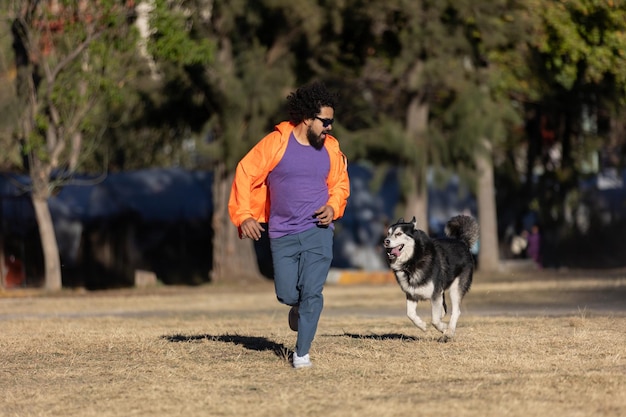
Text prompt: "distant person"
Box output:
[[3, 253, 25, 288], [510, 230, 528, 259], [526, 225, 542, 268], [228, 81, 350, 369]]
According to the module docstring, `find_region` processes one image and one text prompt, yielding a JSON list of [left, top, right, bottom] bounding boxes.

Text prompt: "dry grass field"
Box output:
[[1, 268, 625, 417]]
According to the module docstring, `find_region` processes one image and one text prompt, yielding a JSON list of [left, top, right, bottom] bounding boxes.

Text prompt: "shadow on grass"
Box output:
[[339, 332, 420, 341], [162, 334, 289, 359]]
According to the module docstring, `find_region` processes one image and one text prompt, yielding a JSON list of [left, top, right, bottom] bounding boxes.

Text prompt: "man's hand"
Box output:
[[240, 218, 265, 240], [314, 205, 334, 227]]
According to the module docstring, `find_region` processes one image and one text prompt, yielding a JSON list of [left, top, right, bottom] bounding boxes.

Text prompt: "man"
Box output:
[[228, 81, 350, 369]]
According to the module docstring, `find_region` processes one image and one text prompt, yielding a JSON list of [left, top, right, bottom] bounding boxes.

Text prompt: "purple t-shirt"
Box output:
[[267, 133, 330, 238]]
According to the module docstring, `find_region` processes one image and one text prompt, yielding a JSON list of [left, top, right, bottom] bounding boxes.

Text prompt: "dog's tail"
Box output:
[[444, 215, 479, 249]]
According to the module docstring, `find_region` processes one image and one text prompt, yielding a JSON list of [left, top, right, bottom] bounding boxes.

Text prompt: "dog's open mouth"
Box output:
[[386, 244, 404, 259]]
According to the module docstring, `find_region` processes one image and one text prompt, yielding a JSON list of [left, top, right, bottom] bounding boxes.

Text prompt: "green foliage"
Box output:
[[325, 0, 531, 197], [529, 0, 626, 95], [1, 0, 624, 221], [150, 0, 215, 66], [0, 14, 21, 169], [6, 1, 160, 175]]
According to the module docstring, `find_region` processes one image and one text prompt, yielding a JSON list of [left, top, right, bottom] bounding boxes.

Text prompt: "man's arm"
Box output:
[[326, 146, 350, 220]]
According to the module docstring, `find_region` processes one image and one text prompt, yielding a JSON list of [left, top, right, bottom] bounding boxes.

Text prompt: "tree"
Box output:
[[9, 0, 139, 290], [484, 0, 626, 266], [442, 0, 532, 271], [329, 0, 469, 231], [317, 0, 530, 271], [97, 0, 215, 172], [526, 0, 626, 212]]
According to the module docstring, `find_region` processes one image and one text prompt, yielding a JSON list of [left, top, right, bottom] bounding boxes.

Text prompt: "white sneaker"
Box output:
[[288, 305, 299, 332], [292, 352, 312, 369]]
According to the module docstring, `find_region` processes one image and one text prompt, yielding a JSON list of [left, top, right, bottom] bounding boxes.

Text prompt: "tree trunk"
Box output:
[[476, 139, 500, 272], [405, 94, 429, 232], [404, 173, 428, 230], [68, 76, 86, 171], [211, 162, 264, 283], [31, 195, 63, 290]]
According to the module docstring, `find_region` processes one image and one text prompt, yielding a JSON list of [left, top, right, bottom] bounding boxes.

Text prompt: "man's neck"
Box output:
[[292, 123, 310, 146]]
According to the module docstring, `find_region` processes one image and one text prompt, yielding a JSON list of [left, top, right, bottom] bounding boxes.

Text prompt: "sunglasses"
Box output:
[[315, 116, 334, 128]]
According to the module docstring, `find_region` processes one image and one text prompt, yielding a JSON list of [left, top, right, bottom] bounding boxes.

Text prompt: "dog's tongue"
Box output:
[[390, 247, 402, 257]]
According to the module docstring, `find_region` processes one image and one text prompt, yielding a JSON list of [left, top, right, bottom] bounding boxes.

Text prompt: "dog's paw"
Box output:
[[415, 323, 427, 332], [437, 335, 451, 343], [410, 320, 427, 332], [432, 322, 448, 333]]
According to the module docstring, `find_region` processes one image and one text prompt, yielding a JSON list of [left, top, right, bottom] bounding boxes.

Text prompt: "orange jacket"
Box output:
[[228, 121, 350, 228]]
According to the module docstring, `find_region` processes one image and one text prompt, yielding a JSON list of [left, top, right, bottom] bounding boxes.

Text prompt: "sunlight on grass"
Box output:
[[1, 274, 625, 417]]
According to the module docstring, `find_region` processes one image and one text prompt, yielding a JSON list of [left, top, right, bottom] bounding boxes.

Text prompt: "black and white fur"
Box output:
[[383, 215, 479, 342]]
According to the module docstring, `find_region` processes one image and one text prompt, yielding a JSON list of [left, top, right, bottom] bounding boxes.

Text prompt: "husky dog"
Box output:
[[383, 215, 479, 342]]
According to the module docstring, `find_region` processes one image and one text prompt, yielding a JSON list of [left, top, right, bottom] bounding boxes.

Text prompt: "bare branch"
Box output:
[[65, 95, 97, 141], [44, 30, 102, 97]]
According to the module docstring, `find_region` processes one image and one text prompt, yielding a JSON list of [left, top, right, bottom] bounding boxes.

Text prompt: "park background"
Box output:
[[1, 0, 626, 291]]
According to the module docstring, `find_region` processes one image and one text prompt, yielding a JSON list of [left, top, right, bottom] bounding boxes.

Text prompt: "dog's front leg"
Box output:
[[406, 297, 427, 331], [430, 295, 448, 333]]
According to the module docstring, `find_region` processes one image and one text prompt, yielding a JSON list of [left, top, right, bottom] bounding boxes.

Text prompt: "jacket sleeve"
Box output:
[[228, 132, 279, 227], [326, 139, 350, 220]]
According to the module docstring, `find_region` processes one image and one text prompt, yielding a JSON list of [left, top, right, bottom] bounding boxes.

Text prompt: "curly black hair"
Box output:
[[286, 81, 338, 125]]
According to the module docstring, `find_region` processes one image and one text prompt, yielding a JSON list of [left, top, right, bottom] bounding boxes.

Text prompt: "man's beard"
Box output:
[[306, 126, 326, 150]]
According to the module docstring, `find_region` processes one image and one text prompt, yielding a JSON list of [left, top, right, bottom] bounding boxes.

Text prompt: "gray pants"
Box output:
[[270, 226, 333, 356]]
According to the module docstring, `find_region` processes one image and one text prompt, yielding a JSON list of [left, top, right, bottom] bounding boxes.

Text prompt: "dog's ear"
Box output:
[[411, 217, 418, 230], [396, 217, 404, 224]]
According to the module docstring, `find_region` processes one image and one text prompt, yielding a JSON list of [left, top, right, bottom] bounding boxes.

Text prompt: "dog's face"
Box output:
[[383, 217, 420, 266]]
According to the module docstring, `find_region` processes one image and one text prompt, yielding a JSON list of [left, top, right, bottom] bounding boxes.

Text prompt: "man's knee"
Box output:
[[276, 294, 299, 306]]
